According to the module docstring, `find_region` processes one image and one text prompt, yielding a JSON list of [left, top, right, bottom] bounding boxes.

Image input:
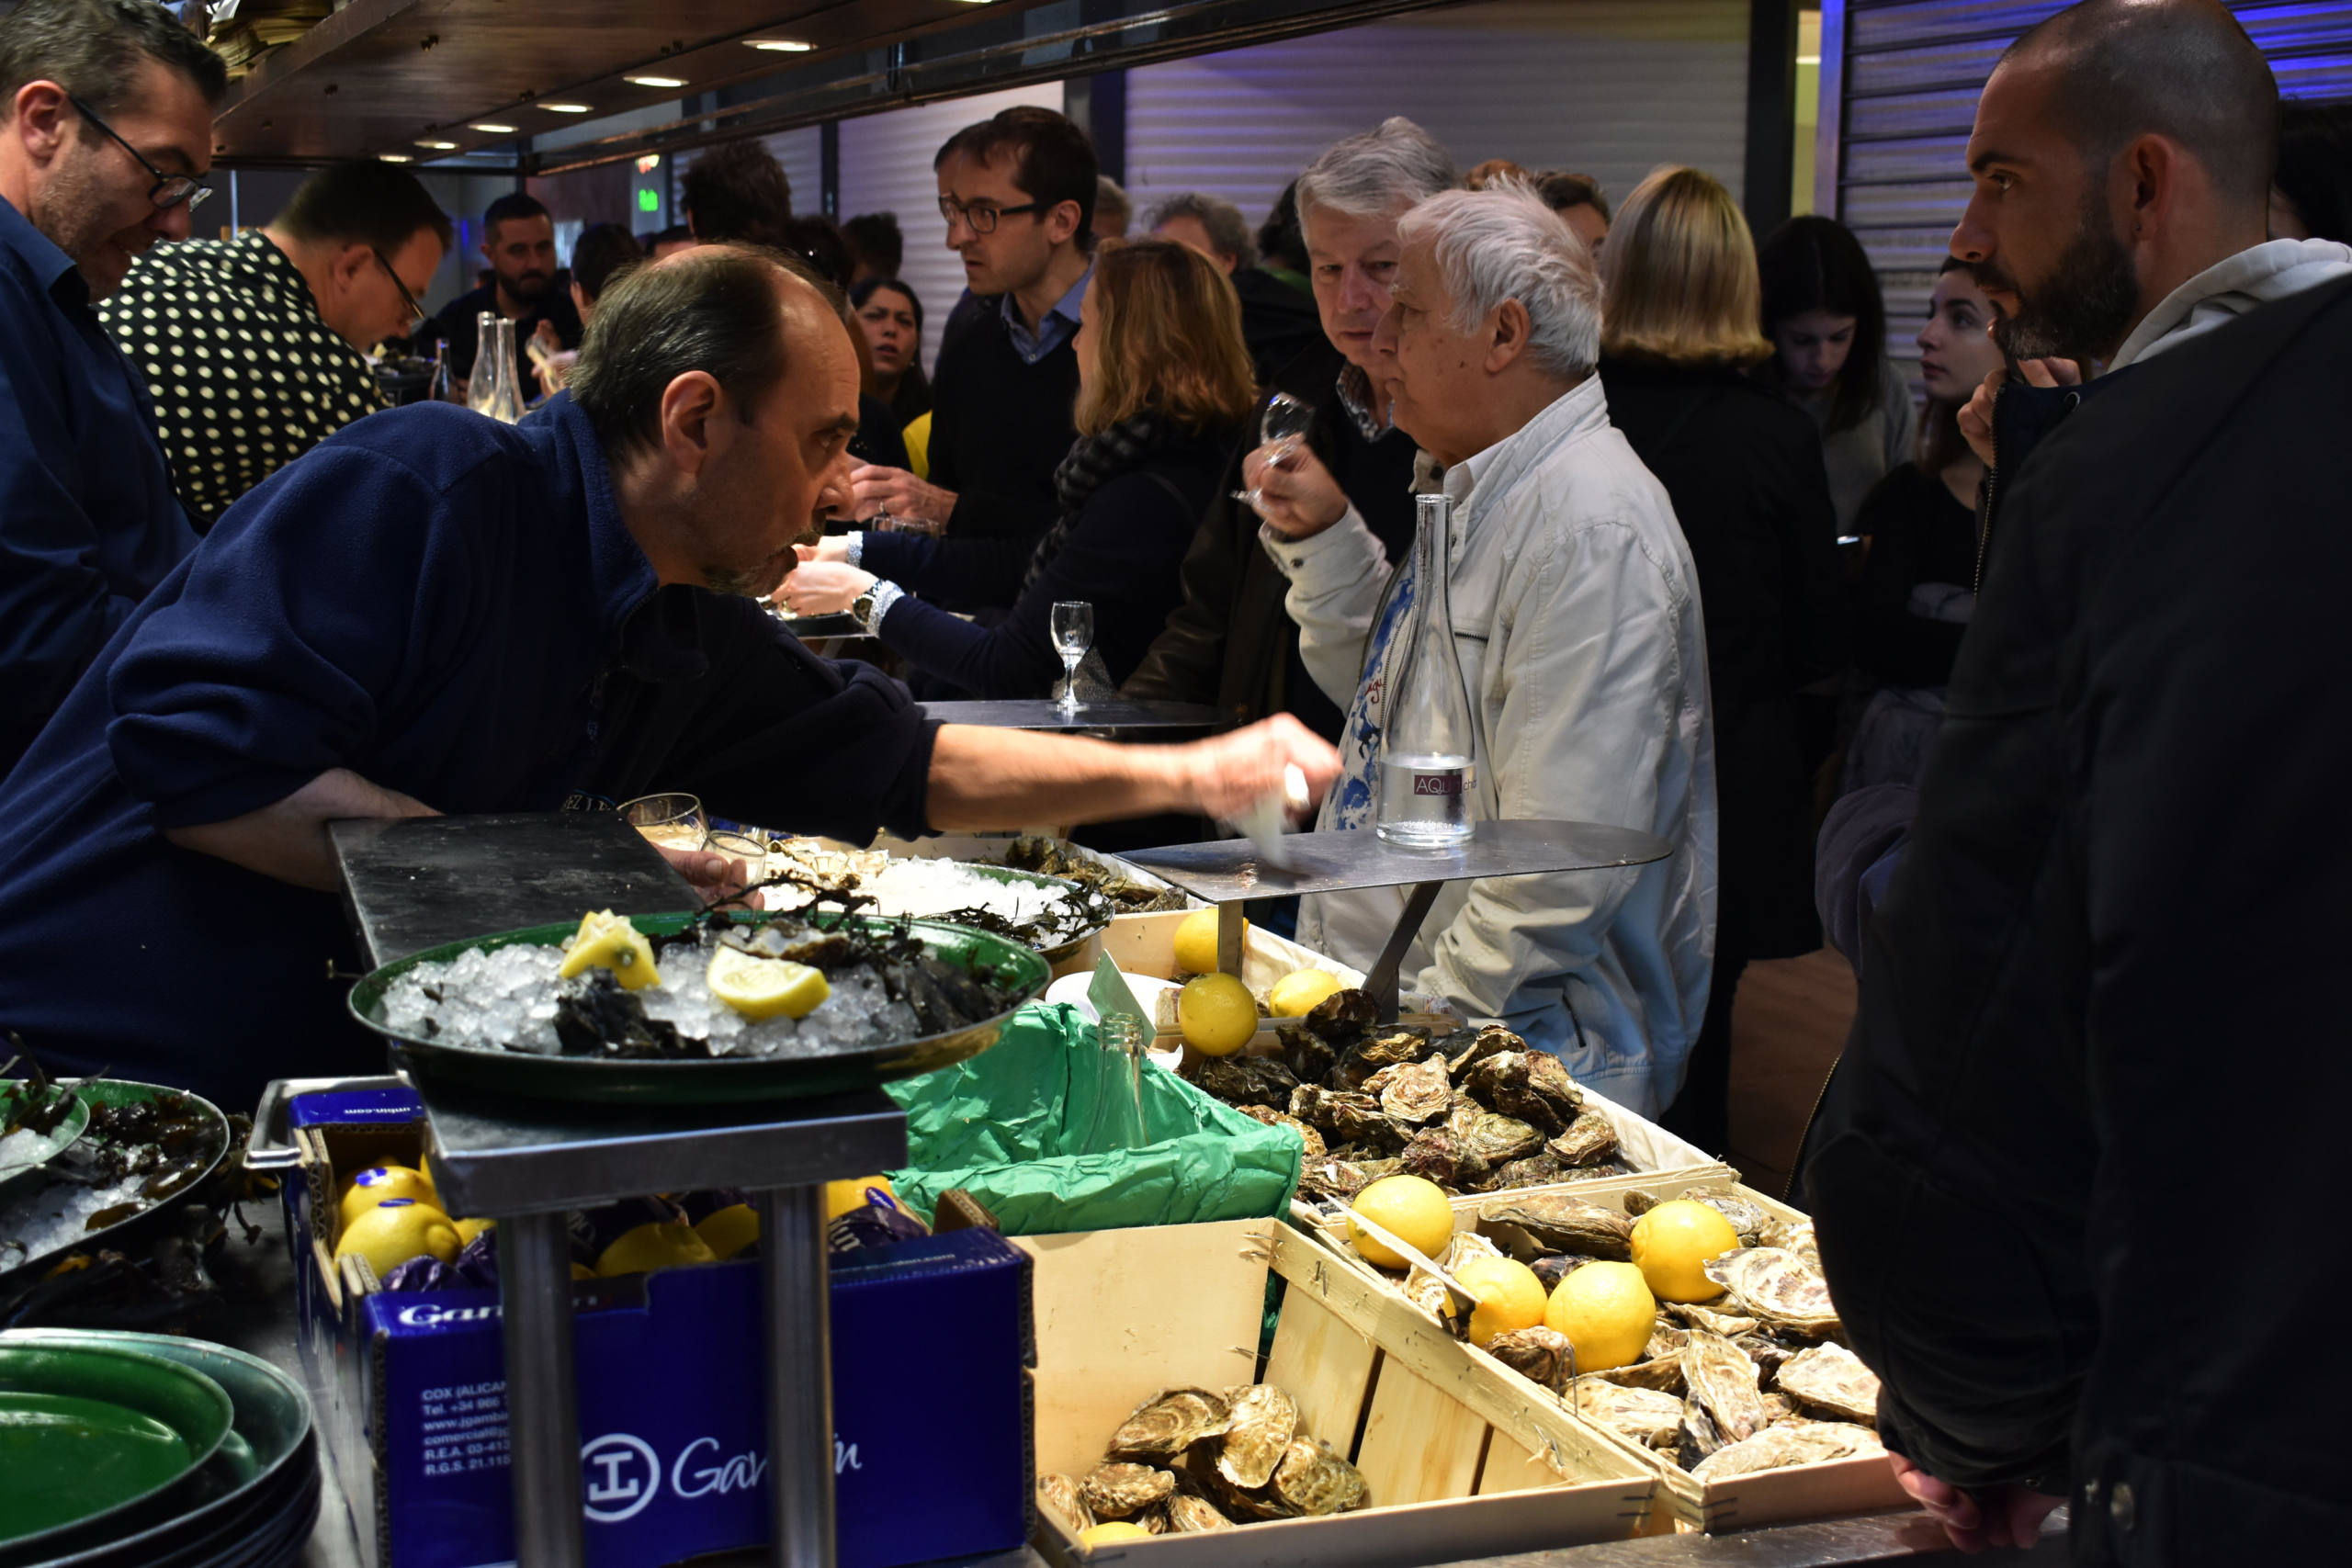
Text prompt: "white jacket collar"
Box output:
[[1443, 374, 1609, 518], [2110, 237, 2352, 368]]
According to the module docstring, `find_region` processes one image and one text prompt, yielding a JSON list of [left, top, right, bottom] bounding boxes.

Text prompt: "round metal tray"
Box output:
[[0, 1083, 231, 1301], [346, 910, 1052, 1103]]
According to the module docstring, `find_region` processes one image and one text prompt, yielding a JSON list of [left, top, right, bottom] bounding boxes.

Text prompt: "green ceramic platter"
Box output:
[[348, 909, 1050, 1104], [0, 1340, 233, 1553]]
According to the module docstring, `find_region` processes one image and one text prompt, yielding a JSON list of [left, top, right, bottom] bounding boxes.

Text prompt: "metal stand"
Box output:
[[1128, 819, 1674, 1020]]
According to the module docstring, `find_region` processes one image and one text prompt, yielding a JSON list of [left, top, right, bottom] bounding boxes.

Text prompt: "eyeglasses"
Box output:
[[937, 194, 1048, 235], [65, 92, 209, 212], [371, 246, 427, 327]]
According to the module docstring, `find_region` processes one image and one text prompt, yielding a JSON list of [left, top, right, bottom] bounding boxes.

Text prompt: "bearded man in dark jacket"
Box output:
[[1806, 6, 2352, 1561]]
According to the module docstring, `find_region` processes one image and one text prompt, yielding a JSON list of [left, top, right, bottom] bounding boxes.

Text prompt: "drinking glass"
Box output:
[[1050, 601, 1094, 719], [618, 793, 707, 852], [706, 831, 769, 908], [1232, 392, 1317, 510]]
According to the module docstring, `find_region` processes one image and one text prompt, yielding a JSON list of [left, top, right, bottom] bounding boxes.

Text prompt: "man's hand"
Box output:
[[849, 465, 956, 526], [777, 561, 876, 616], [659, 845, 752, 907], [925, 716, 1340, 832], [1956, 359, 2084, 469], [162, 767, 439, 891], [1887, 1453, 2064, 1554], [1245, 443, 1351, 540], [1180, 713, 1341, 823]]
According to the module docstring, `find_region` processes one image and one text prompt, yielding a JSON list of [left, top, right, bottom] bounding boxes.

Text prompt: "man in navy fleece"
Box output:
[[0, 245, 1335, 1110]]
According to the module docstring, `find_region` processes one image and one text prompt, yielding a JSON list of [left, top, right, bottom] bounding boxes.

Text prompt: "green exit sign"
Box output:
[[637, 188, 659, 213]]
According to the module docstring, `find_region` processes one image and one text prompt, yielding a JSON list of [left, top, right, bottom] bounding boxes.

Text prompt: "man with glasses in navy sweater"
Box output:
[[0, 0, 226, 779]]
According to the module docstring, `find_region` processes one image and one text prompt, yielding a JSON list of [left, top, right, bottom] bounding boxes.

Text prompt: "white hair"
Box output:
[[1396, 182, 1600, 379], [1295, 117, 1459, 223]]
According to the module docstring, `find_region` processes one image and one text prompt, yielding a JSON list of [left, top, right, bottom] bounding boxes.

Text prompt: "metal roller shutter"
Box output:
[[758, 129, 825, 223], [1823, 0, 2352, 381]]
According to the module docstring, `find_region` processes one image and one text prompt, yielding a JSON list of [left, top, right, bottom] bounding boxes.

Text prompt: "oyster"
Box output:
[[1163, 1494, 1236, 1533], [1234, 1104, 1327, 1160], [1759, 1215, 1820, 1269], [1109, 1388, 1231, 1462], [1270, 1438, 1369, 1516], [1304, 987, 1379, 1039], [1689, 1421, 1883, 1482], [1646, 1324, 1690, 1359], [1574, 1380, 1684, 1452], [1081, 1462, 1175, 1518], [1678, 1398, 1726, 1468], [1667, 1299, 1758, 1337], [1459, 1108, 1545, 1168], [1679, 1185, 1770, 1244], [1036, 1472, 1093, 1532], [1731, 1329, 1805, 1381], [1759, 1393, 1801, 1427], [1334, 1029, 1434, 1090], [1621, 1190, 1665, 1217], [1396, 1129, 1464, 1186], [1136, 1502, 1170, 1534], [1476, 1192, 1633, 1259], [1217, 1384, 1299, 1490], [1279, 1025, 1338, 1086], [1485, 1325, 1577, 1392], [1296, 1156, 1402, 1203], [1775, 1343, 1881, 1426], [1289, 1087, 1404, 1153], [1529, 1253, 1586, 1292], [1560, 1160, 1634, 1182], [1545, 1110, 1619, 1167], [1705, 1247, 1841, 1337], [1181, 1053, 1298, 1111], [1370, 1054, 1452, 1125], [1681, 1330, 1768, 1445], [1478, 1152, 1568, 1192], [1446, 1023, 1522, 1075], [1601, 1350, 1685, 1394]]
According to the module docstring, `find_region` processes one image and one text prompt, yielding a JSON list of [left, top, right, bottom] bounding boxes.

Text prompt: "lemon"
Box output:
[[1629, 1199, 1740, 1303], [707, 947, 831, 1021], [1455, 1255, 1548, 1346], [334, 1198, 461, 1279], [571, 1262, 595, 1280], [822, 1175, 897, 1223], [1177, 972, 1259, 1055], [338, 1165, 440, 1228], [1348, 1174, 1454, 1269], [695, 1203, 761, 1260], [557, 909, 662, 989], [453, 1217, 494, 1247], [1171, 907, 1238, 976], [1078, 1521, 1152, 1547], [1544, 1260, 1656, 1373], [596, 1221, 718, 1277], [1269, 969, 1347, 1018]]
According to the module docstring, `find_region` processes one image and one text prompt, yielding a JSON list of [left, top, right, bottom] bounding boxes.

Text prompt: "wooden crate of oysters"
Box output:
[[1020, 1216, 1655, 1565], [1295, 1169, 1907, 1532], [1173, 984, 1718, 1203]]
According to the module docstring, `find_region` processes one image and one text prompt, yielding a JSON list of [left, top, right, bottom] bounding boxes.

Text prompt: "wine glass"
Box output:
[[706, 830, 768, 909], [618, 793, 707, 852], [1232, 392, 1317, 511], [1050, 601, 1094, 719]]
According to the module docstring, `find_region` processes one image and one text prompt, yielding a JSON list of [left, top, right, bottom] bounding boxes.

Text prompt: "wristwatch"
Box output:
[[853, 580, 903, 634]]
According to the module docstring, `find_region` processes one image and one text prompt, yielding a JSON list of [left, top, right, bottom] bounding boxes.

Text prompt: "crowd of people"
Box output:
[[1, 0, 2348, 1559]]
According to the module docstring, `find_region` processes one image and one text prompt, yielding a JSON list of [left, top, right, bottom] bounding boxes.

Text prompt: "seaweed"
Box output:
[[552, 972, 702, 1059]]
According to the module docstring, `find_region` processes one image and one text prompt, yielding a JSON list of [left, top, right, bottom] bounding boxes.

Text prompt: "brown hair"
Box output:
[[1465, 158, 1532, 191], [1073, 239, 1256, 436], [1598, 165, 1772, 369]]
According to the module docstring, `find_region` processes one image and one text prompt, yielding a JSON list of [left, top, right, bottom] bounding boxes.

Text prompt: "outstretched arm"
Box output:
[[925, 715, 1337, 831]]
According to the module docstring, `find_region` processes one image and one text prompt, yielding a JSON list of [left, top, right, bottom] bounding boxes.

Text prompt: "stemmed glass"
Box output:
[[618, 793, 707, 852], [1232, 392, 1317, 511], [1051, 601, 1094, 719]]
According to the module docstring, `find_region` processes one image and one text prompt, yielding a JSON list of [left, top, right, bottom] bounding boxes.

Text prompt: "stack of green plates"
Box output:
[[0, 1331, 316, 1568]]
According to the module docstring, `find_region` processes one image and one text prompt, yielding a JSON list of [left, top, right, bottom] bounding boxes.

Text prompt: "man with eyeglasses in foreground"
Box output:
[[101, 159, 451, 531], [0, 0, 225, 780]]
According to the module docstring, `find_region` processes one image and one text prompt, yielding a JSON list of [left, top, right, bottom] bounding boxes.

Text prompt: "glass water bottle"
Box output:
[[1374, 491, 1478, 846], [425, 339, 453, 404], [471, 316, 526, 424], [465, 311, 499, 413]]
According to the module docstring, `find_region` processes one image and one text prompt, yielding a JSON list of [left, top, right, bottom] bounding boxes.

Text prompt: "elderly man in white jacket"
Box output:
[[1242, 184, 1717, 1117]]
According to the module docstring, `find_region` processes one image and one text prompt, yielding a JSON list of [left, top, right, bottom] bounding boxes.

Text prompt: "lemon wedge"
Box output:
[[707, 947, 831, 1021], [556, 909, 661, 989]]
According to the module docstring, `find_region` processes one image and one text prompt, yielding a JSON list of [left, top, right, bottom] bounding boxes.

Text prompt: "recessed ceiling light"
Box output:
[[415, 139, 458, 150], [626, 74, 687, 88], [747, 39, 813, 51], [542, 103, 591, 113], [1795, 53, 1820, 64], [471, 123, 517, 134], [379, 154, 412, 163]]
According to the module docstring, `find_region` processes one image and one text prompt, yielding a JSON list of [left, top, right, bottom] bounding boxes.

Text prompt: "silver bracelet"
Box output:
[[842, 531, 865, 569]]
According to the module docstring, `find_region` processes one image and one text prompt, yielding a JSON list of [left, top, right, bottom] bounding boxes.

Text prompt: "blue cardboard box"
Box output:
[[283, 1092, 1034, 1568]]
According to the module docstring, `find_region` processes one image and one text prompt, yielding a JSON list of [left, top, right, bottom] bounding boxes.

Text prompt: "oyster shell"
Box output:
[[1234, 1103, 1328, 1160], [1529, 1253, 1586, 1292], [1370, 1054, 1452, 1125], [1646, 1324, 1690, 1359], [1290, 1087, 1404, 1153], [1304, 987, 1379, 1040], [1731, 1329, 1804, 1381], [1689, 1421, 1883, 1482], [1600, 1349, 1685, 1394], [1759, 1215, 1819, 1269], [1476, 1192, 1633, 1259], [1216, 1384, 1299, 1490], [1279, 1025, 1337, 1086], [1333, 1030, 1433, 1091], [1759, 1393, 1801, 1427], [1545, 1110, 1619, 1167], [1136, 1502, 1170, 1534], [1679, 1185, 1770, 1244], [1459, 1108, 1545, 1168], [1081, 1462, 1175, 1518], [1678, 1398, 1725, 1468], [1704, 1247, 1841, 1337], [1037, 1472, 1093, 1532], [1296, 1156, 1402, 1202], [1574, 1380, 1684, 1452], [1560, 1160, 1634, 1182], [1396, 1128, 1464, 1187], [1163, 1494, 1236, 1533], [1667, 1299, 1758, 1337], [1270, 1438, 1369, 1516], [1446, 1023, 1522, 1075], [1681, 1330, 1768, 1445], [1109, 1387, 1231, 1462], [1774, 1343, 1881, 1425], [1181, 1053, 1298, 1111], [1475, 1152, 1565, 1192], [1485, 1325, 1577, 1392]]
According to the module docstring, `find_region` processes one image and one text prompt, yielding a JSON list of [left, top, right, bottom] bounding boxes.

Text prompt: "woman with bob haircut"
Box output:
[[1755, 214, 1916, 529], [1597, 165, 1850, 1155], [782, 239, 1254, 699]]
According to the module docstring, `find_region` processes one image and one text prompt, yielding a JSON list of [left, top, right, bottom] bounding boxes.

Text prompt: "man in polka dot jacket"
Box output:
[[100, 158, 450, 529]]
